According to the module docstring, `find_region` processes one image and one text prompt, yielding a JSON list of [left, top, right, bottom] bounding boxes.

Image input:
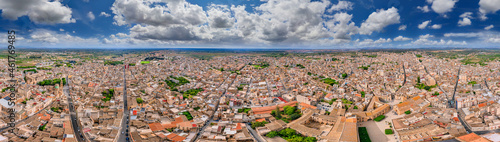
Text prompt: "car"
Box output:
[[126, 134, 129, 136], [126, 137, 129, 140], [122, 132, 124, 134], [126, 125, 129, 128]]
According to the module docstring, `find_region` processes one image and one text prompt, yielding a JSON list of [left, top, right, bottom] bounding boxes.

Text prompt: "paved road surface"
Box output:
[[117, 65, 130, 142], [65, 76, 85, 142], [245, 123, 264, 142]]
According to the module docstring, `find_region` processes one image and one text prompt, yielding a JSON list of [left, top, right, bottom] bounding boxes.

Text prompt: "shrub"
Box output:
[[374, 115, 385, 122], [182, 111, 193, 120], [405, 110, 411, 114], [136, 98, 144, 104], [385, 129, 394, 135]]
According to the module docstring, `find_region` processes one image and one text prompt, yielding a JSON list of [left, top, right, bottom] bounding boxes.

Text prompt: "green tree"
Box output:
[[51, 107, 59, 112], [304, 137, 317, 142], [284, 106, 296, 115], [432, 92, 440, 96], [288, 136, 304, 142], [279, 128, 296, 137], [290, 113, 301, 120], [424, 86, 431, 91], [251, 121, 268, 129], [341, 73, 348, 79], [136, 98, 144, 104], [275, 106, 282, 119], [271, 110, 276, 117], [266, 131, 278, 138]]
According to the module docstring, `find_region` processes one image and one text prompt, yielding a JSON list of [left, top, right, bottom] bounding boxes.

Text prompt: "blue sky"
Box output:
[[0, 0, 499, 48]]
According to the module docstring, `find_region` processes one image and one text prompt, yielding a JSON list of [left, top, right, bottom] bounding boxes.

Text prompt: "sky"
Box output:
[[0, 0, 500, 49]]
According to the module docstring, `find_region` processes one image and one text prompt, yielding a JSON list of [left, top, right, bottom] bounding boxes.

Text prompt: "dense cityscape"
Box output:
[[0, 49, 498, 142]]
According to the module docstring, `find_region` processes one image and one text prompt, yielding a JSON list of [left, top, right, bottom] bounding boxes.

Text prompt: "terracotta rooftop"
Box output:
[[255, 118, 266, 122], [148, 123, 164, 132], [299, 102, 317, 110], [456, 133, 491, 142]]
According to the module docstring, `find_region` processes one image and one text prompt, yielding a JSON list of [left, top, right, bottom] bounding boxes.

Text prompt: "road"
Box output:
[[116, 65, 130, 142], [449, 65, 461, 108], [65, 76, 85, 142], [395, 64, 406, 93], [484, 79, 490, 92], [245, 123, 264, 142], [193, 73, 234, 141], [449, 65, 473, 134]]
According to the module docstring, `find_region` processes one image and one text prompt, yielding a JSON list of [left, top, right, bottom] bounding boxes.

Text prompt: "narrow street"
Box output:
[[193, 73, 234, 141], [245, 123, 265, 142], [65, 76, 85, 142], [117, 65, 130, 142]]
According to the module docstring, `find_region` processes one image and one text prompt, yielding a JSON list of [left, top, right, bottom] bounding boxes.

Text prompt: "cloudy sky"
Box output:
[[1, 0, 500, 48]]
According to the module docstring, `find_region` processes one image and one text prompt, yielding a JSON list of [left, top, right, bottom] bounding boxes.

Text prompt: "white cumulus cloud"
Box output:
[[417, 5, 430, 12], [88, 12, 95, 21], [30, 29, 100, 46], [394, 36, 412, 41], [430, 0, 458, 16], [0, 0, 76, 24], [431, 24, 442, 29], [485, 25, 494, 30], [398, 25, 407, 30], [458, 18, 471, 26], [479, 0, 500, 20], [100, 12, 111, 17], [418, 20, 432, 29], [327, 1, 354, 12], [412, 34, 467, 46], [458, 12, 472, 26], [359, 7, 400, 35], [207, 4, 234, 29], [358, 38, 392, 45]]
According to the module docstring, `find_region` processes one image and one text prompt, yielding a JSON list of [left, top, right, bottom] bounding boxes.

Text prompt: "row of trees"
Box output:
[[104, 61, 123, 65], [265, 128, 317, 142], [37, 78, 66, 86]]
